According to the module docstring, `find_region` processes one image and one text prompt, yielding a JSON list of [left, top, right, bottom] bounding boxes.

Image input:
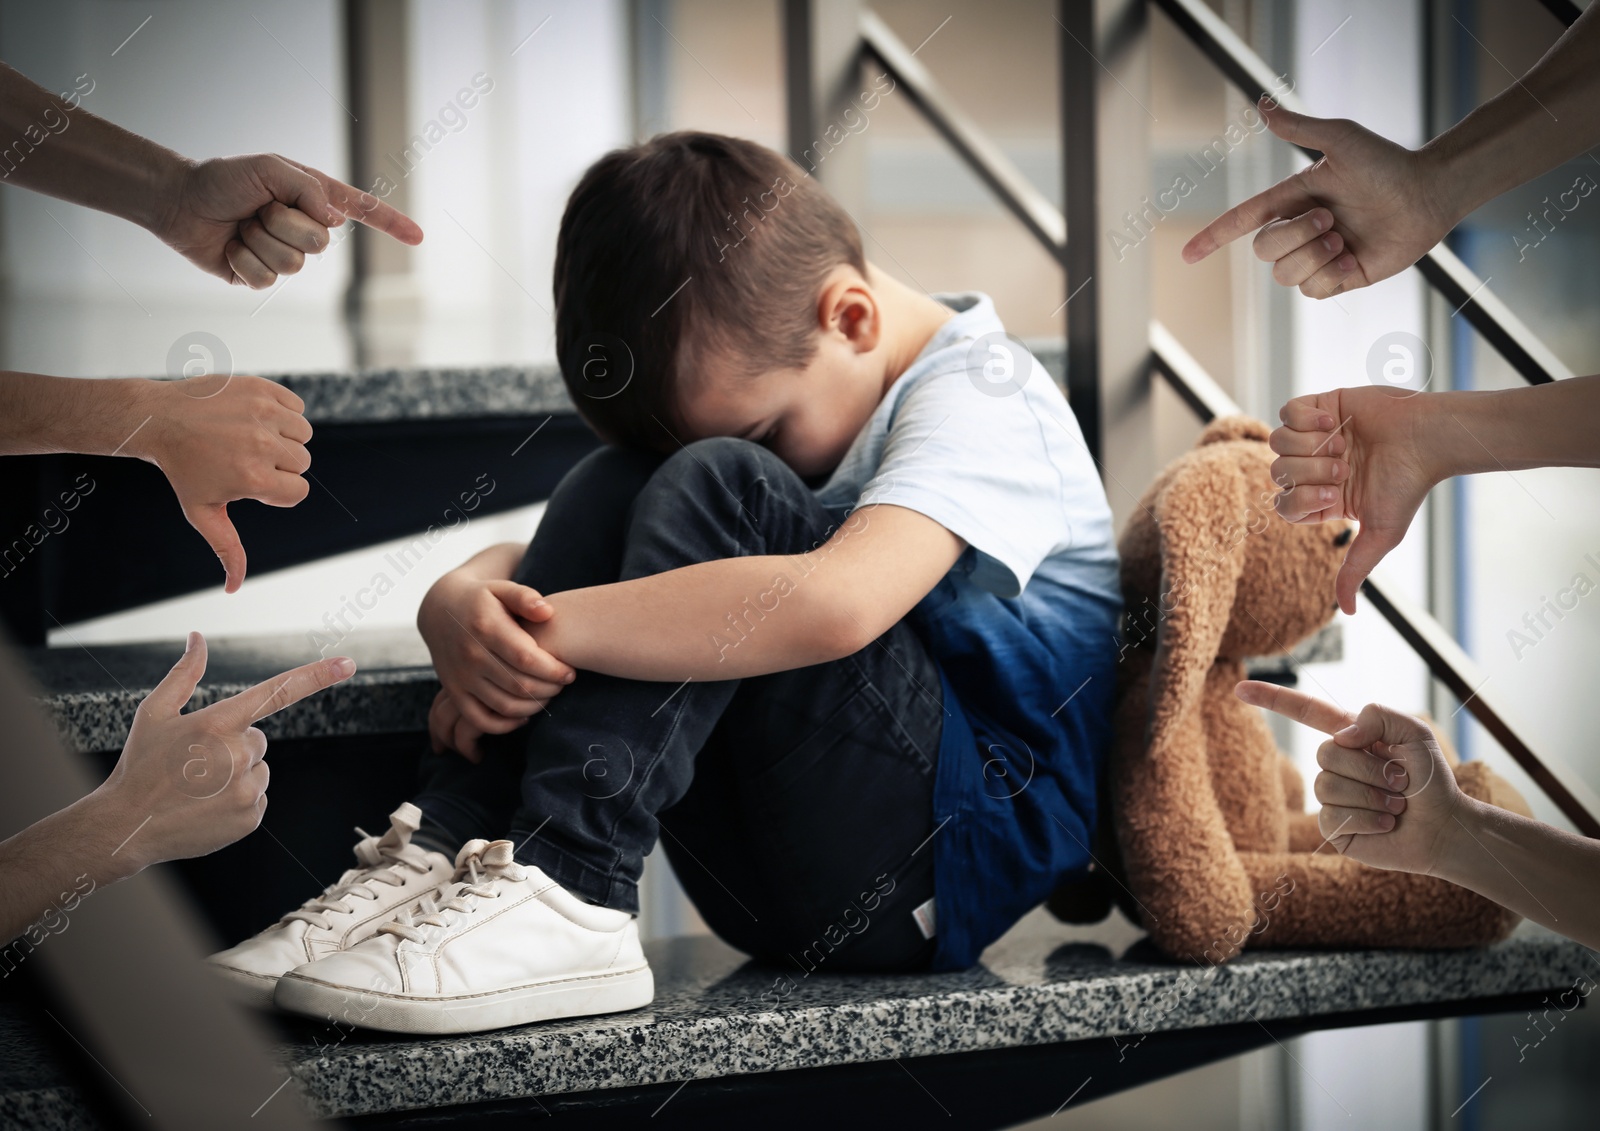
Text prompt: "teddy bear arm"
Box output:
[[1279, 753, 1305, 813], [1286, 812, 1327, 854], [1236, 851, 1522, 950]]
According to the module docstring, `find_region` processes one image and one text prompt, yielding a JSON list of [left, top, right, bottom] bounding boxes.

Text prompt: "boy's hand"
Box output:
[[427, 689, 489, 763], [417, 571, 576, 746], [1268, 384, 1449, 613], [1236, 681, 1463, 877]]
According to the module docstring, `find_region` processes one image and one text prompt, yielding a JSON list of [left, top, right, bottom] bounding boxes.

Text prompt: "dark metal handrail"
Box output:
[[858, 10, 1065, 254], [1537, 0, 1583, 29], [858, 8, 1600, 837]]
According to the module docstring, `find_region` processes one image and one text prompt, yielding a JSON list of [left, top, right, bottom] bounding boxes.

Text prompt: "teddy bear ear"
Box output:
[[1198, 415, 1271, 447], [1144, 459, 1252, 752]]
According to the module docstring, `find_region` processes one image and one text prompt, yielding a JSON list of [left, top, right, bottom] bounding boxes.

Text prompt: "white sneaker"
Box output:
[[206, 802, 455, 1008], [274, 838, 654, 1034]]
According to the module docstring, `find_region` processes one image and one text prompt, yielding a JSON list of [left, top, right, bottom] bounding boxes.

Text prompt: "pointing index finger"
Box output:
[[1235, 680, 1356, 735], [285, 159, 424, 246], [1182, 179, 1320, 264], [222, 656, 357, 725]]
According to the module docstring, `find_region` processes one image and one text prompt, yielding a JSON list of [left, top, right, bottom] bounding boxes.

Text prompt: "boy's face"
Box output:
[[677, 352, 880, 481], [675, 277, 885, 481]]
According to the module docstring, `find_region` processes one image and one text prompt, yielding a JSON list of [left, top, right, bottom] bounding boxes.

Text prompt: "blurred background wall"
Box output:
[[2, 1, 1596, 1128]]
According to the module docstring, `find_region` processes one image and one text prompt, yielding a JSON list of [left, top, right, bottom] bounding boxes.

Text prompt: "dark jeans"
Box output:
[[412, 437, 946, 973]]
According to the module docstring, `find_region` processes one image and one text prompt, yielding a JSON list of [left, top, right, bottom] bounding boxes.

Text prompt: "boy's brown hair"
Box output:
[[553, 131, 865, 454]]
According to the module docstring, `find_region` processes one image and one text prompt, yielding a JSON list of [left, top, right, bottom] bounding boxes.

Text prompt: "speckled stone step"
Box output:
[[0, 909, 1587, 1126], [12, 350, 1541, 1128], [26, 628, 439, 756]]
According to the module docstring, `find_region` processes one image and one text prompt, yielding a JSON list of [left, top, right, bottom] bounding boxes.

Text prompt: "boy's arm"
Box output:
[[525, 504, 967, 681], [442, 541, 524, 585]]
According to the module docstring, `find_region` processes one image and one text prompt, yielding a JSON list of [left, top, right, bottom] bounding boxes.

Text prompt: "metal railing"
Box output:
[[1538, 0, 1584, 28], [791, 2, 1600, 837], [859, 11, 1065, 255]]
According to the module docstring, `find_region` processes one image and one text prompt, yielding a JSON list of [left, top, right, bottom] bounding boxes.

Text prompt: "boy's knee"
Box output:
[[620, 437, 813, 573], [685, 435, 774, 469], [548, 444, 664, 517], [654, 436, 785, 492], [568, 442, 663, 487]]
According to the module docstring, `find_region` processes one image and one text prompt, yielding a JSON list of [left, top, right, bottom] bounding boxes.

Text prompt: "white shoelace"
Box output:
[[282, 819, 436, 931], [379, 839, 524, 944]]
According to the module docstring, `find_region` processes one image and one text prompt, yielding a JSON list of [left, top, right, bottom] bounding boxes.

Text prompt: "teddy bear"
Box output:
[[1048, 415, 1529, 961]]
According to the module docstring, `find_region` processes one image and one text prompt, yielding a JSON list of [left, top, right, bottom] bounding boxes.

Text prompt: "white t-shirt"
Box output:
[[813, 291, 1118, 606], [811, 290, 1122, 970]]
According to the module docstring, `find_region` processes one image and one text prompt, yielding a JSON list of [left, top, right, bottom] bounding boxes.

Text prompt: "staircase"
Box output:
[[2, 1, 1596, 1125], [5, 352, 1588, 1128]]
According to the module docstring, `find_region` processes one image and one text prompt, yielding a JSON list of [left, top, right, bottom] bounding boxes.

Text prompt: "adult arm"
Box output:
[[1183, 1, 1600, 296], [1267, 376, 1600, 612], [1433, 792, 1600, 951], [0, 371, 315, 593], [1236, 680, 1600, 950], [0, 61, 422, 287], [0, 634, 354, 943]]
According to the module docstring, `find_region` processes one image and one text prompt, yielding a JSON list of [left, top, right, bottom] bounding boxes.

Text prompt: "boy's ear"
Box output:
[[817, 266, 880, 354]]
